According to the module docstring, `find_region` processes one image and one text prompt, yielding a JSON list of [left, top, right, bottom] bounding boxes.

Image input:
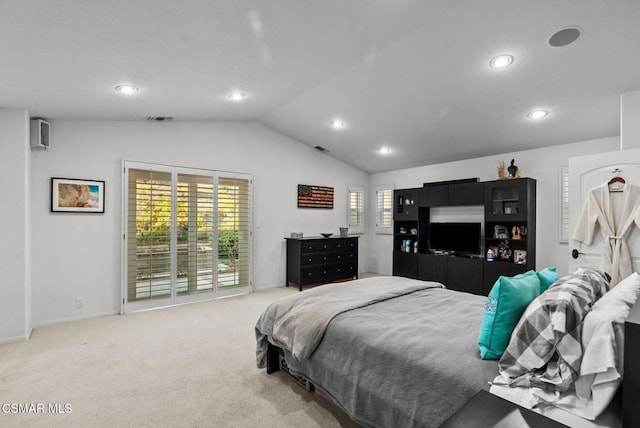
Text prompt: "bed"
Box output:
[[255, 273, 640, 427]]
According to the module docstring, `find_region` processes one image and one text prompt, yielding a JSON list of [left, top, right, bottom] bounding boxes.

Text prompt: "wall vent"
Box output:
[[315, 145, 330, 153], [147, 116, 173, 122]]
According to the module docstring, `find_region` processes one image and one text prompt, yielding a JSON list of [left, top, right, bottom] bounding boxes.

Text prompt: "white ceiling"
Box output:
[[2, 0, 640, 173]]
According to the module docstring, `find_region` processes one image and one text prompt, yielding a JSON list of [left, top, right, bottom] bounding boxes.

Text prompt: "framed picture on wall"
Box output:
[[51, 177, 105, 213], [297, 184, 334, 209]]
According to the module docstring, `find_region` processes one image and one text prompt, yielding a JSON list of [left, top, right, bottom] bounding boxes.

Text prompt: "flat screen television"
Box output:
[[429, 222, 481, 255]]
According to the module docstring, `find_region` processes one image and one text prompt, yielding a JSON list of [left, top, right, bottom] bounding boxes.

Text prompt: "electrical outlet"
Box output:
[[75, 297, 84, 309]]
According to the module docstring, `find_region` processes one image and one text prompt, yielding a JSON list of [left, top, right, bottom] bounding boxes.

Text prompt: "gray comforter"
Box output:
[[255, 276, 498, 428], [255, 276, 443, 367]]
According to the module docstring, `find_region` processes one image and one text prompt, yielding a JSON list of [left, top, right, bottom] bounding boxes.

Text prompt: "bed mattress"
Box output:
[[283, 285, 498, 428]]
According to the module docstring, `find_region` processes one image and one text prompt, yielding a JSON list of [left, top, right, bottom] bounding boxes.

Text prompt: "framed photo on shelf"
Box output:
[[514, 250, 527, 265], [51, 177, 105, 213], [494, 225, 508, 239]]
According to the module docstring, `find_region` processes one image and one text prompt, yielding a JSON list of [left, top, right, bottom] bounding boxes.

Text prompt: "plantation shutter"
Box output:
[[560, 165, 570, 242], [348, 187, 364, 234], [376, 188, 393, 233], [126, 168, 173, 302], [217, 176, 251, 289], [176, 173, 215, 295], [124, 161, 252, 312]]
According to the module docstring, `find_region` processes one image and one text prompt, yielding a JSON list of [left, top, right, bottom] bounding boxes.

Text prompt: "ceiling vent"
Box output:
[[548, 27, 582, 47], [147, 116, 173, 122], [314, 145, 330, 153]]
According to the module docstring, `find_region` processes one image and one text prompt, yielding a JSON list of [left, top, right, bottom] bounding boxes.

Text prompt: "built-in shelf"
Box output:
[[393, 178, 536, 295]]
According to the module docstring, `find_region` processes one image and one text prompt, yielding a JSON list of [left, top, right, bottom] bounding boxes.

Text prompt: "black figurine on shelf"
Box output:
[[507, 159, 520, 178]]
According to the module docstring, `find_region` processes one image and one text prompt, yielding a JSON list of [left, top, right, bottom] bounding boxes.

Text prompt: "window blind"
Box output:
[[127, 168, 173, 302], [218, 176, 251, 289], [376, 188, 393, 233], [176, 173, 214, 295], [348, 187, 364, 233], [560, 165, 570, 242], [124, 162, 252, 311]]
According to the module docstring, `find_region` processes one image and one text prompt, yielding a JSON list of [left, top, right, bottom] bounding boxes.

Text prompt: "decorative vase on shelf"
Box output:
[[497, 160, 506, 179]]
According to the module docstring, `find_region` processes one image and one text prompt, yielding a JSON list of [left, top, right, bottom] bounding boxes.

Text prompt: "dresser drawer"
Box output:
[[344, 239, 357, 250], [300, 240, 340, 253], [300, 241, 324, 253], [301, 253, 325, 266], [342, 249, 357, 261], [301, 266, 334, 284], [334, 262, 357, 279], [302, 252, 348, 266]]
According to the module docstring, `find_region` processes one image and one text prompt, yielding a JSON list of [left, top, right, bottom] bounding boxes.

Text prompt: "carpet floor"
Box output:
[[0, 286, 360, 428]]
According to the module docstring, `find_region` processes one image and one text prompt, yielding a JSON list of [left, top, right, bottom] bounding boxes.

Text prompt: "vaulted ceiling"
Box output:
[[2, 0, 639, 172]]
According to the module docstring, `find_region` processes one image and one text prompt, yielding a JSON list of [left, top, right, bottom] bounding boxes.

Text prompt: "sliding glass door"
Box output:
[[123, 161, 252, 313]]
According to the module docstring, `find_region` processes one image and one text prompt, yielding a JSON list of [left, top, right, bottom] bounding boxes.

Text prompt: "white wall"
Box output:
[[29, 121, 368, 326], [8, 115, 626, 334], [0, 108, 31, 343], [365, 136, 620, 277], [622, 90, 640, 150]]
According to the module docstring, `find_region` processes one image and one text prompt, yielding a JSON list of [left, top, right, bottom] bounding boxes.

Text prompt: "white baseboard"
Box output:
[[0, 335, 29, 346], [33, 310, 119, 329]]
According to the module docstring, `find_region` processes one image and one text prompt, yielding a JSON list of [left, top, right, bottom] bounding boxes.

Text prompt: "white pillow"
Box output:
[[592, 272, 640, 315], [562, 272, 640, 419]]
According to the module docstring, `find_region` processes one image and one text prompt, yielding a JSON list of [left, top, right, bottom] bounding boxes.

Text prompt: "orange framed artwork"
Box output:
[[51, 177, 105, 213]]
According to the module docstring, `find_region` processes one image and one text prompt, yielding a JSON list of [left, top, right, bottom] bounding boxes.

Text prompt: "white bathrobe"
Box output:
[[572, 182, 640, 286]]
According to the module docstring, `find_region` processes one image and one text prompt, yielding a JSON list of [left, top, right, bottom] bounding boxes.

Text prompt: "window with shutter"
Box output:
[[218, 176, 251, 289], [348, 186, 364, 234], [560, 165, 570, 242], [124, 161, 252, 312], [376, 187, 393, 234]]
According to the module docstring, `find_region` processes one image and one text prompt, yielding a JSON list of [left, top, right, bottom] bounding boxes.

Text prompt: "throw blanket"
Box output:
[[491, 271, 639, 422], [255, 276, 443, 368], [498, 268, 610, 391]]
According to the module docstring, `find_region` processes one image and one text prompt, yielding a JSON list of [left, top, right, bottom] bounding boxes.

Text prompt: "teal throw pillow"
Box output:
[[477, 270, 541, 360], [537, 267, 559, 293]]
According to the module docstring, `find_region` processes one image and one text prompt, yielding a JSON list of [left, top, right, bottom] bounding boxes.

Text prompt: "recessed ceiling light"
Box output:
[[527, 109, 548, 120], [489, 54, 514, 69], [115, 85, 139, 95], [228, 91, 246, 101], [330, 119, 345, 129], [378, 146, 391, 154]]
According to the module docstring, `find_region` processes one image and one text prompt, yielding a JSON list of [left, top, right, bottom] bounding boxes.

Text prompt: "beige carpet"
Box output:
[[0, 286, 362, 428]]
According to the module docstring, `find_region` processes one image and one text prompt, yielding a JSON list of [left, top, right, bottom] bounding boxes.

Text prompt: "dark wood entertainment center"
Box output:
[[393, 178, 536, 295]]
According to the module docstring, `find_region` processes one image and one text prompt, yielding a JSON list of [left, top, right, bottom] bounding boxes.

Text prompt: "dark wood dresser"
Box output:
[[285, 236, 359, 291]]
